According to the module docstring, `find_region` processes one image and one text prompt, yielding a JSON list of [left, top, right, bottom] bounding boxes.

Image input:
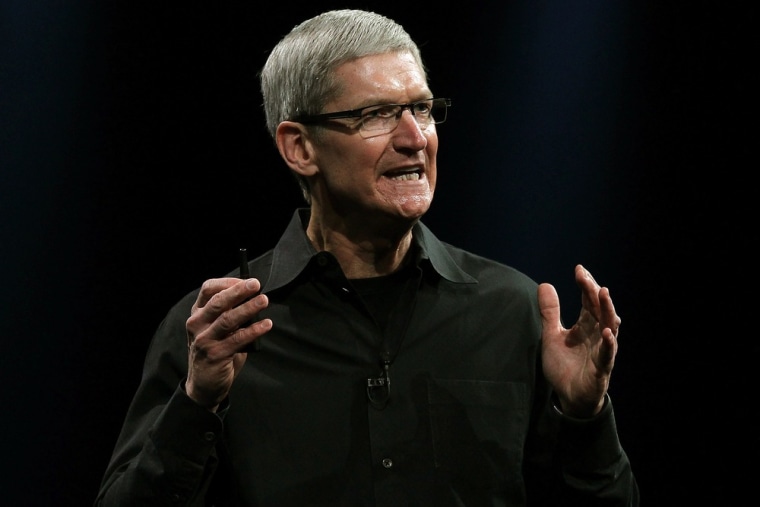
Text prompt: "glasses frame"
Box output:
[[291, 98, 451, 135]]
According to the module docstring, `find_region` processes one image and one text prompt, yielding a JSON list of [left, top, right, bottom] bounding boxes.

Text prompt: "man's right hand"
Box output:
[[185, 277, 272, 411]]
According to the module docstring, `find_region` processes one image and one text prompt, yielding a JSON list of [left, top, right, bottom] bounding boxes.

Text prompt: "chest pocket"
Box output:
[[427, 378, 530, 490]]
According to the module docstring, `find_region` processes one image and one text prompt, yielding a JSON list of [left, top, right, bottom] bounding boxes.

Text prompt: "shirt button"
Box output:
[[203, 431, 216, 442], [381, 458, 393, 469], [316, 254, 329, 267]]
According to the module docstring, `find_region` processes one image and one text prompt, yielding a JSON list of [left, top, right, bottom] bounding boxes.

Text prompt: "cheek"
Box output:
[[426, 138, 439, 190], [320, 139, 381, 185]]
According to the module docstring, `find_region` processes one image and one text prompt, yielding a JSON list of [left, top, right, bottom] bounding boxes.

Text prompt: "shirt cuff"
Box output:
[[551, 392, 610, 420]]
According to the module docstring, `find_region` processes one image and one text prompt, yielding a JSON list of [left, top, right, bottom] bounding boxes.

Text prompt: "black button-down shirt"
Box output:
[[95, 209, 638, 506]]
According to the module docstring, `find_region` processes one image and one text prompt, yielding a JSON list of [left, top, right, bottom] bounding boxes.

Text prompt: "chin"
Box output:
[[395, 199, 432, 221]]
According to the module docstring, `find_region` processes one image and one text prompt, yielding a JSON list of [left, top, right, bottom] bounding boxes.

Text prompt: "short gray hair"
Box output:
[[259, 10, 427, 202]]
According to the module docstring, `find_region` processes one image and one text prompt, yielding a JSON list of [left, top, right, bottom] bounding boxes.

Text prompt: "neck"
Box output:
[[306, 209, 415, 279]]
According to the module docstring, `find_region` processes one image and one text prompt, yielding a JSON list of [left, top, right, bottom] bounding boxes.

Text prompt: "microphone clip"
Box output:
[[367, 362, 391, 409]]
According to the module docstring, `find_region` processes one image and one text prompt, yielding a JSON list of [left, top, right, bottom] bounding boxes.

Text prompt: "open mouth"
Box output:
[[385, 168, 421, 181]]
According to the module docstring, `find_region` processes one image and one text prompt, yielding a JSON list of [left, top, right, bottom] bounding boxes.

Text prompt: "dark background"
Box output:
[[1, 1, 754, 505]]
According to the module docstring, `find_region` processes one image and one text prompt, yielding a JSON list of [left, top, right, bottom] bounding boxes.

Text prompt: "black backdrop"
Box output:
[[1, 1, 754, 505]]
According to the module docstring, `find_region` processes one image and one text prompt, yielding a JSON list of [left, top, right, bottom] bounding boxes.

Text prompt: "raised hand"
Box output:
[[537, 264, 621, 418]]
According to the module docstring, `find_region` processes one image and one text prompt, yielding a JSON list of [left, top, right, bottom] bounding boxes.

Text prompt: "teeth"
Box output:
[[389, 172, 420, 181]]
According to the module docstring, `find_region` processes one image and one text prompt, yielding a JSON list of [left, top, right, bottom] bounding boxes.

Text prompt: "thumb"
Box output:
[[537, 283, 562, 332]]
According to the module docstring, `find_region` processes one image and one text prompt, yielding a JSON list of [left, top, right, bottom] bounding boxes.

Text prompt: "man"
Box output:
[[95, 9, 639, 506]]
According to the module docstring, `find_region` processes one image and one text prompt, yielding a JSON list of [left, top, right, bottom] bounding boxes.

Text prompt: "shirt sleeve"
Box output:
[[94, 294, 226, 506], [94, 384, 224, 506], [528, 393, 640, 506]]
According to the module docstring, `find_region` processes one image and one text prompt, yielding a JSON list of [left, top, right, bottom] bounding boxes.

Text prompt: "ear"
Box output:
[[275, 121, 319, 177]]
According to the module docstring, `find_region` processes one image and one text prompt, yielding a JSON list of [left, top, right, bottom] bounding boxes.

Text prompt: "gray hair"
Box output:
[[259, 10, 427, 202]]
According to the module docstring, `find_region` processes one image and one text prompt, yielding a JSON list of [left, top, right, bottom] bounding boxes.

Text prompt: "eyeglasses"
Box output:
[[292, 98, 451, 138]]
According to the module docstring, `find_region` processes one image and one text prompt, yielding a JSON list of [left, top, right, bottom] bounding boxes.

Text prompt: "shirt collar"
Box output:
[[411, 220, 477, 284], [262, 208, 477, 293]]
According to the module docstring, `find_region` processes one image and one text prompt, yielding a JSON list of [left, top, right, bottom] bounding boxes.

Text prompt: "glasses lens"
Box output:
[[429, 98, 448, 125], [360, 105, 398, 132], [359, 99, 449, 137]]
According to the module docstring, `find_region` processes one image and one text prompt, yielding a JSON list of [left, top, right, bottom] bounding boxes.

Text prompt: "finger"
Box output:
[[192, 277, 241, 313], [229, 315, 273, 353], [195, 278, 263, 323], [575, 265, 604, 321], [598, 287, 621, 336], [575, 263, 598, 286], [215, 292, 269, 336], [596, 327, 618, 373], [537, 282, 562, 333], [190, 294, 273, 356], [202, 314, 273, 358], [199, 286, 266, 341], [187, 278, 264, 351]]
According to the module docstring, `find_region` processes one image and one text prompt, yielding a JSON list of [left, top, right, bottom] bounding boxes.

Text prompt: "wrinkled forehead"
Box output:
[[329, 52, 430, 105]]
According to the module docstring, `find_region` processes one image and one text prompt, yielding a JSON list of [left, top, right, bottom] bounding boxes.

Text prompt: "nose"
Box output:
[[393, 109, 428, 148]]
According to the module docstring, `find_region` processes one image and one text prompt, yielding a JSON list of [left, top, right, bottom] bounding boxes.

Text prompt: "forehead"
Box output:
[[331, 52, 430, 106]]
